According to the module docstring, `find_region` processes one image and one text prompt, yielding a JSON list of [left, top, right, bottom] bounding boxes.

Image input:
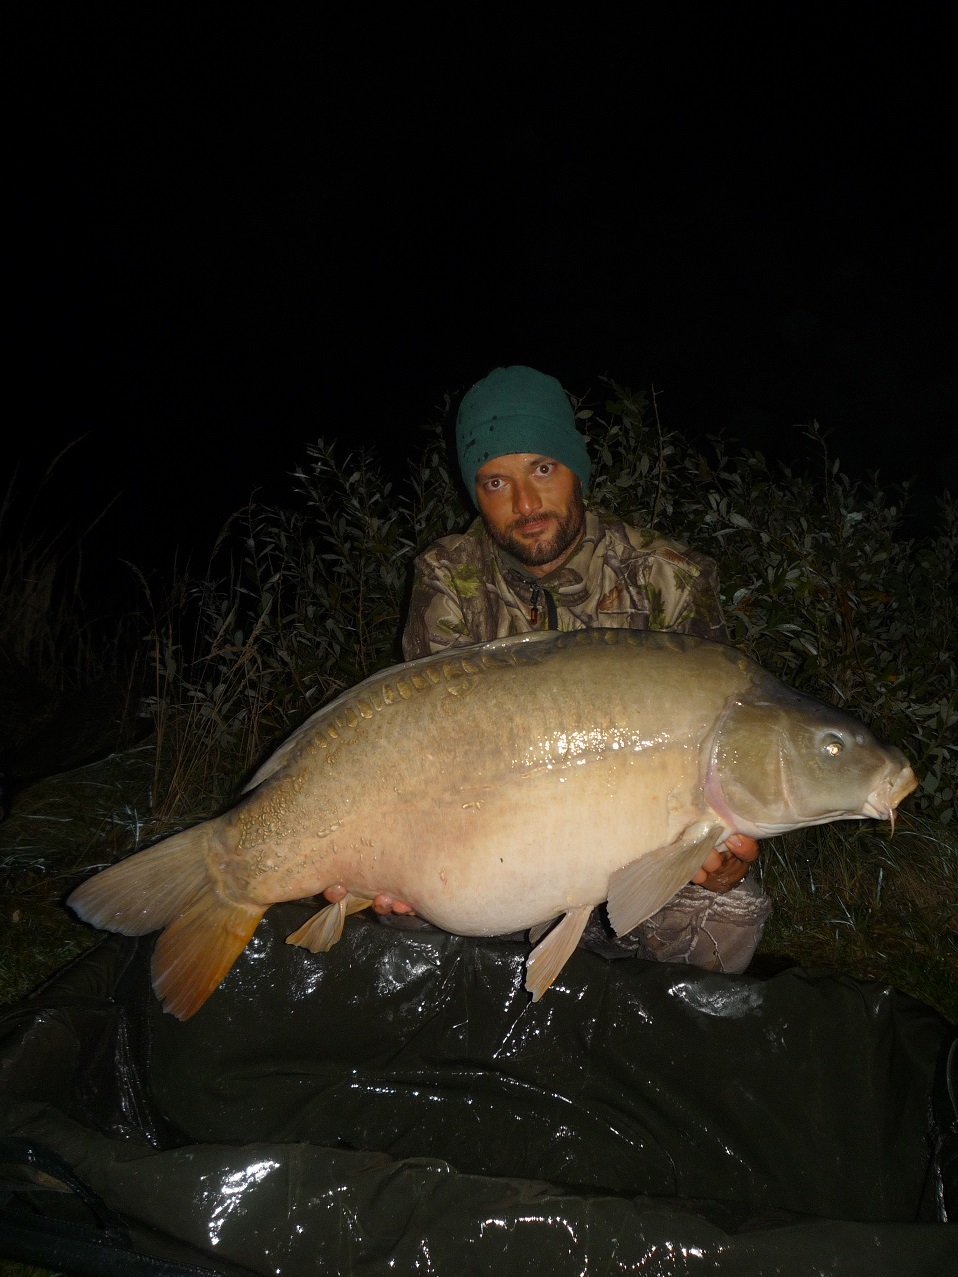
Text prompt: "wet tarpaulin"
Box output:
[[0, 904, 954, 1275]]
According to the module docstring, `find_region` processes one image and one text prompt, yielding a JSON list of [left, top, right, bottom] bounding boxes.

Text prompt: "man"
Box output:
[[399, 364, 769, 973]]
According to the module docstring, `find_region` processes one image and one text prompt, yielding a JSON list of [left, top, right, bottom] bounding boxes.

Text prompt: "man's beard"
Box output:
[[483, 482, 586, 569]]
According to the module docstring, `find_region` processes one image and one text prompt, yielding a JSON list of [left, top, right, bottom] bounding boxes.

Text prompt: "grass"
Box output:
[[0, 1266, 64, 1277], [757, 814, 957, 1021], [0, 745, 157, 1007]]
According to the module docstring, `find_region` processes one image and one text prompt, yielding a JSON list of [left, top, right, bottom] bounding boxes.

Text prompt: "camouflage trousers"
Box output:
[[582, 876, 772, 975], [380, 876, 771, 976]]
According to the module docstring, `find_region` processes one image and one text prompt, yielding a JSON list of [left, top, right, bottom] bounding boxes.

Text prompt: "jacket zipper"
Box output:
[[530, 585, 558, 629]]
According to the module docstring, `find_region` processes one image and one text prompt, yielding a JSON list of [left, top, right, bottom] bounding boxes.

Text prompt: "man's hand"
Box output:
[[691, 833, 760, 892], [322, 884, 417, 915]]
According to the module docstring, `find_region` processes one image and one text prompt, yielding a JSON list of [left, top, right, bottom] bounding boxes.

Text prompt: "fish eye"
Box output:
[[822, 733, 844, 757]]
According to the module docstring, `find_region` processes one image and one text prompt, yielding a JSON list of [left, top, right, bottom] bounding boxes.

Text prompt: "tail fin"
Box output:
[[67, 825, 264, 1020]]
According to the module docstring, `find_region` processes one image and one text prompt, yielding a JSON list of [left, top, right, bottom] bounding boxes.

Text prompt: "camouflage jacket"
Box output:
[[400, 511, 769, 971], [402, 510, 730, 660]]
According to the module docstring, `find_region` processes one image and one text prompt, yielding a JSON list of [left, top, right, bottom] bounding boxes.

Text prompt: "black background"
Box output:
[[9, 7, 956, 606]]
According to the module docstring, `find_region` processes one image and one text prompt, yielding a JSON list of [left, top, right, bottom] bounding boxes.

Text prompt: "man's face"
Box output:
[[474, 453, 586, 576]]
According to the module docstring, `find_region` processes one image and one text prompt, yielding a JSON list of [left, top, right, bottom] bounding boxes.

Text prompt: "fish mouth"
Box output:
[[862, 764, 919, 825]]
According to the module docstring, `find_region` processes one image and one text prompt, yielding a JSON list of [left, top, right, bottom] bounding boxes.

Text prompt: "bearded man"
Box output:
[[399, 364, 770, 973]]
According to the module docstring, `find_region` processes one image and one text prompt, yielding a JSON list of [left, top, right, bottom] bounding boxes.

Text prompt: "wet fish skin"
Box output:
[[67, 629, 917, 1019]]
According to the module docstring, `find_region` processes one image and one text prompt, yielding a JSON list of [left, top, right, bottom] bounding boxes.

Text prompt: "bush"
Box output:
[[581, 382, 957, 824], [151, 381, 956, 826], [141, 432, 470, 819]]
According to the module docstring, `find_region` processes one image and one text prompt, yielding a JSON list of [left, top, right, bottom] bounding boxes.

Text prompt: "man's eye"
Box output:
[[537, 464, 553, 475]]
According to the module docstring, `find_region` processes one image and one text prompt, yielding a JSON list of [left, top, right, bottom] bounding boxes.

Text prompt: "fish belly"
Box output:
[[308, 745, 706, 936]]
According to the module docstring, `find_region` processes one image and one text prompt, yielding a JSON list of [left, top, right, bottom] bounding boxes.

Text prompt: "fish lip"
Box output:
[[862, 765, 919, 822], [861, 798, 890, 821]]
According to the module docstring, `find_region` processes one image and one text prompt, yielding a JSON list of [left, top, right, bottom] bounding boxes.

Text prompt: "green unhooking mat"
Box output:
[[0, 904, 955, 1275]]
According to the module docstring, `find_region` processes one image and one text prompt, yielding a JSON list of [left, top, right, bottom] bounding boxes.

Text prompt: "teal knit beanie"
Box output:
[[456, 366, 592, 500]]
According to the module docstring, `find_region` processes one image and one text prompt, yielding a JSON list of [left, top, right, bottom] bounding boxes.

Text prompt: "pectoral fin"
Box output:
[[286, 893, 372, 953], [525, 904, 592, 1001], [606, 822, 724, 937]]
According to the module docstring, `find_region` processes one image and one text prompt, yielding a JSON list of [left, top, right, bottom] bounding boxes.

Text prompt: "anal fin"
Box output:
[[151, 888, 265, 1021], [525, 904, 592, 1001], [286, 893, 371, 953], [607, 822, 724, 937]]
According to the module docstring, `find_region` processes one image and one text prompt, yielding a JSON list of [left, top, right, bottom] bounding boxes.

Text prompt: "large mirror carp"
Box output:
[[68, 629, 917, 1019]]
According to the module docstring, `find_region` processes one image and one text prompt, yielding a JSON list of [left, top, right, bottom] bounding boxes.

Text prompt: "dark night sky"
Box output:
[[9, 9, 957, 609]]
